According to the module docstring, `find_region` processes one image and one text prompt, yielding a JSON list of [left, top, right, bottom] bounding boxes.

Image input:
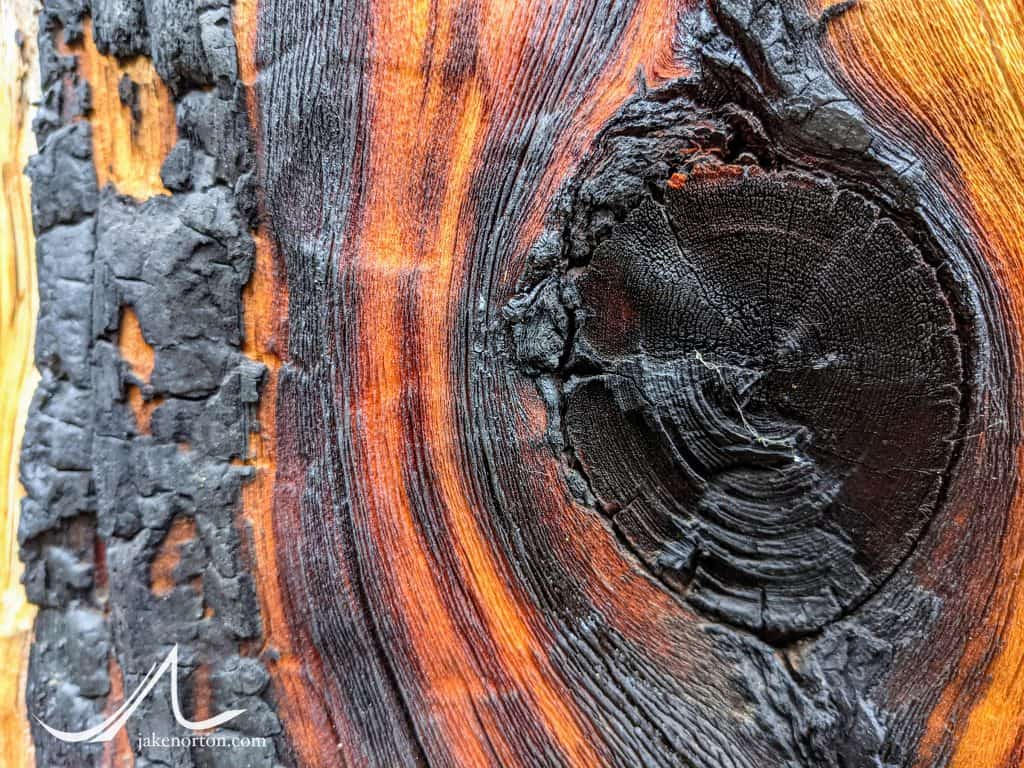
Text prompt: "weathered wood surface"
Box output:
[[6, 0, 1024, 766]]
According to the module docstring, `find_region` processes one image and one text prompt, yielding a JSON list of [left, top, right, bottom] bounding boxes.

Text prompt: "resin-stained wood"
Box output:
[[810, 4, 1024, 766]]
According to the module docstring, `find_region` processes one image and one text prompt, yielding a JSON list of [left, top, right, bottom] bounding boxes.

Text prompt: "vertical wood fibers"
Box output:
[[247, 0, 703, 764], [0, 1, 38, 765]]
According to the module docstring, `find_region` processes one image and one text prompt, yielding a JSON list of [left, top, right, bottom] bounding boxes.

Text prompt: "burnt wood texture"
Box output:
[[14, 0, 1024, 766]]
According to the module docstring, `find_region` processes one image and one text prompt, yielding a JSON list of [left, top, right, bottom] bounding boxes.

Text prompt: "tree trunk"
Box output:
[[8, 0, 1024, 766]]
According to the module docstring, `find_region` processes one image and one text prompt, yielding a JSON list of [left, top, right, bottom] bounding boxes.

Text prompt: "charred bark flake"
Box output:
[[20, 0, 284, 766]]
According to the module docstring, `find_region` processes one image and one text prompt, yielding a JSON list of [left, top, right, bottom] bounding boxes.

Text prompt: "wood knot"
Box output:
[[530, 169, 966, 641]]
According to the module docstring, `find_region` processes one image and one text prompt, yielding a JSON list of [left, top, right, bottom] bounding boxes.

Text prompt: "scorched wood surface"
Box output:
[[9, 0, 1024, 766]]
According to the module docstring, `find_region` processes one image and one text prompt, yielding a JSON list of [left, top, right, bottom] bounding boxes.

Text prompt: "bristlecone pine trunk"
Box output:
[[8, 0, 1024, 766]]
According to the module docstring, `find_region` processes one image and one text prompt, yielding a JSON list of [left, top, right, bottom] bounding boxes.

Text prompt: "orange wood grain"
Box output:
[[248, 0, 1024, 761], [342, 0, 693, 763], [56, 19, 176, 199], [118, 305, 164, 434], [242, 0, 709, 760], [230, 3, 339, 766], [149, 514, 197, 596], [117, 306, 155, 382], [6, 0, 1024, 765], [101, 653, 134, 768]]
